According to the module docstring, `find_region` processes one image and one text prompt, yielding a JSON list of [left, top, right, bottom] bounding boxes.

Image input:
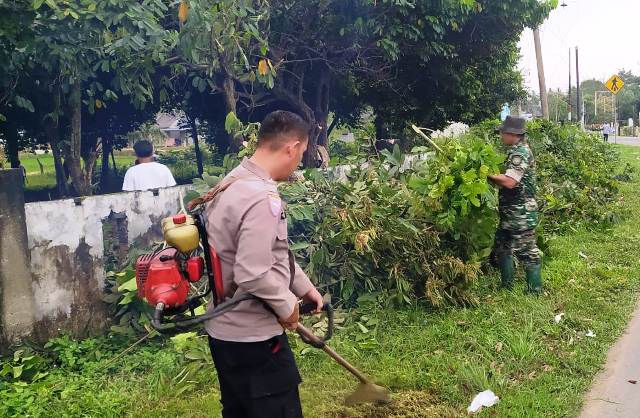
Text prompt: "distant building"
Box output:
[[338, 132, 355, 142], [155, 113, 191, 147]]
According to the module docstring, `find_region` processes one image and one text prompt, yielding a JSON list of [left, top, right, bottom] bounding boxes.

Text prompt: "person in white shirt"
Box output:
[[122, 140, 176, 191], [602, 123, 610, 142]]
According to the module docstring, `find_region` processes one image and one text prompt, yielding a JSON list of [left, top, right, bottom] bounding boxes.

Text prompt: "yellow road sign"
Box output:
[[605, 74, 624, 94]]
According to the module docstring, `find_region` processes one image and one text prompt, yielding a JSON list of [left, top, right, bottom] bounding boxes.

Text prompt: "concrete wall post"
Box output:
[[0, 169, 36, 351]]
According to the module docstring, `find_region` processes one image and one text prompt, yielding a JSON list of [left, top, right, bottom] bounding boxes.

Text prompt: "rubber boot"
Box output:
[[498, 256, 514, 289], [525, 264, 542, 295]]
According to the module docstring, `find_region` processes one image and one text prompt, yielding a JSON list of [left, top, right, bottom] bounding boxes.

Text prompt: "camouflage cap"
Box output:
[[497, 116, 526, 135]]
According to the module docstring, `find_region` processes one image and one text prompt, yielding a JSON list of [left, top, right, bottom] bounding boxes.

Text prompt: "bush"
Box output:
[[176, 120, 626, 310], [282, 120, 625, 308], [473, 120, 626, 233], [409, 134, 505, 261], [283, 155, 482, 308]]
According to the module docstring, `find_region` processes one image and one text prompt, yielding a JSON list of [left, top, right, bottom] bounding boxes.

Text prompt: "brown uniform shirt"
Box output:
[[204, 158, 315, 342]]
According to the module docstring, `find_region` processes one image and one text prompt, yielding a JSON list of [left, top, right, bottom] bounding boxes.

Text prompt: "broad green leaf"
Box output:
[[118, 277, 137, 293], [224, 112, 242, 134], [290, 242, 310, 251]]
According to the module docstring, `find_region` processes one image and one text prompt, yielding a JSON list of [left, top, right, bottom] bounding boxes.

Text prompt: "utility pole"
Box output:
[[575, 46, 581, 126], [533, 28, 549, 119], [568, 48, 572, 122], [614, 94, 617, 143]]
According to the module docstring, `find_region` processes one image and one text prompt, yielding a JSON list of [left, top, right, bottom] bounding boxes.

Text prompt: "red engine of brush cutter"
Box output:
[[135, 248, 203, 308]]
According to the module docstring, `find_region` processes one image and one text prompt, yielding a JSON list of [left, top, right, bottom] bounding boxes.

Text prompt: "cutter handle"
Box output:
[[298, 302, 333, 347]]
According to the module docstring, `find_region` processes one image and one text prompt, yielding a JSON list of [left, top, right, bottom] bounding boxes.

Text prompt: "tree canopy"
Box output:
[[0, 0, 556, 196]]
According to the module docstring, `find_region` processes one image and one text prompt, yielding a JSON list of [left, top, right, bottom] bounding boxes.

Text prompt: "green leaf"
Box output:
[[118, 277, 138, 293], [110, 325, 134, 335], [202, 173, 220, 187], [224, 112, 242, 134], [15, 96, 35, 113], [171, 332, 197, 351], [289, 242, 310, 251], [184, 350, 208, 361], [118, 292, 136, 305], [356, 322, 369, 333]]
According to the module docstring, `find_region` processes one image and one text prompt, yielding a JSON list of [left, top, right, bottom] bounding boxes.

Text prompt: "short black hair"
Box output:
[[258, 111, 310, 150], [133, 140, 154, 158]]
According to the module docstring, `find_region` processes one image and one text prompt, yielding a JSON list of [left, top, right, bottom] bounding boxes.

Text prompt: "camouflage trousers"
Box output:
[[492, 228, 541, 267]]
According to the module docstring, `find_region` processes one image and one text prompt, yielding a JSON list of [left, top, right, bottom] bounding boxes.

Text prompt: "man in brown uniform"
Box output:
[[203, 111, 323, 418]]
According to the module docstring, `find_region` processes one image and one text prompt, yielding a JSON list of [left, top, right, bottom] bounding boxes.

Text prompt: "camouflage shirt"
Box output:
[[498, 139, 538, 231]]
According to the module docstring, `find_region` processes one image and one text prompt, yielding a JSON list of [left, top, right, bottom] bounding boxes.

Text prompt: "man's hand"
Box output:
[[279, 302, 299, 331], [302, 288, 324, 313]]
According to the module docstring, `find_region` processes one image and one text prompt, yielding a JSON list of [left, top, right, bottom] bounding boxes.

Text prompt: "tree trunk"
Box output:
[[272, 77, 318, 168], [111, 149, 117, 175], [65, 79, 90, 196], [45, 80, 68, 198], [83, 145, 100, 191], [44, 97, 69, 197], [327, 117, 339, 137], [374, 113, 390, 151], [314, 72, 331, 149], [50, 142, 68, 197], [221, 67, 241, 153], [100, 136, 112, 192], [5, 128, 19, 169], [189, 117, 204, 176]]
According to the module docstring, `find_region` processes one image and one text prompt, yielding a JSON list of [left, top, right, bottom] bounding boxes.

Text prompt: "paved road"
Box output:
[[579, 300, 640, 418], [605, 136, 640, 146], [578, 135, 640, 417]]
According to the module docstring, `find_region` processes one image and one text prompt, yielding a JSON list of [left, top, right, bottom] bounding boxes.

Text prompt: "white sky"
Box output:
[[519, 0, 640, 92]]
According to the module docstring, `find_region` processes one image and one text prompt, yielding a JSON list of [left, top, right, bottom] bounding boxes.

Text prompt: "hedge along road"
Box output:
[[120, 144, 640, 418]]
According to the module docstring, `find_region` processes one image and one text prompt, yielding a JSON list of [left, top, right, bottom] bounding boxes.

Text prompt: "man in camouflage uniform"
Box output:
[[488, 116, 542, 294]]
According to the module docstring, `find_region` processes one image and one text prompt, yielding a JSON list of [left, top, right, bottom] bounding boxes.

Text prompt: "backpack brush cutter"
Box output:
[[134, 207, 391, 406]]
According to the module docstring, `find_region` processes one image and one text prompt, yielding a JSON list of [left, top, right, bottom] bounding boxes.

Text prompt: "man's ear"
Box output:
[[289, 140, 302, 155]]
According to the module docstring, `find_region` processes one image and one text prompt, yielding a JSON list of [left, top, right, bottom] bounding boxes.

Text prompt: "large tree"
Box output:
[[2, 0, 174, 195], [354, 0, 555, 140], [260, 0, 556, 164], [3, 0, 558, 186], [170, 0, 272, 151]]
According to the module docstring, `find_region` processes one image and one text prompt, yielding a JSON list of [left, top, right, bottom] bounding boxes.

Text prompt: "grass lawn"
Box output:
[[4, 146, 640, 418], [19, 153, 137, 191]]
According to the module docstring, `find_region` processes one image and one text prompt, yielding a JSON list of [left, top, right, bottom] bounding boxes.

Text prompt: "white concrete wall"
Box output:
[[24, 185, 192, 336], [317, 152, 431, 182]]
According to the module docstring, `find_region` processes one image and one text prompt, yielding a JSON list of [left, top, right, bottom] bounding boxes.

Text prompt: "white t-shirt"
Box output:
[[122, 162, 177, 191]]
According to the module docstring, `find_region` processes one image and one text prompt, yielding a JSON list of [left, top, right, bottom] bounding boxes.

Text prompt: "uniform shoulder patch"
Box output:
[[267, 192, 281, 217], [511, 155, 523, 166]]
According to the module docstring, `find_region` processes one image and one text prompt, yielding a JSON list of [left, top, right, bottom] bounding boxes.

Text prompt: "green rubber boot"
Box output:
[[498, 256, 514, 289], [525, 264, 542, 294]]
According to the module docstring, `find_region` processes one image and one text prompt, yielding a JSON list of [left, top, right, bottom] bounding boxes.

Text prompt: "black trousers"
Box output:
[[208, 333, 303, 418]]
